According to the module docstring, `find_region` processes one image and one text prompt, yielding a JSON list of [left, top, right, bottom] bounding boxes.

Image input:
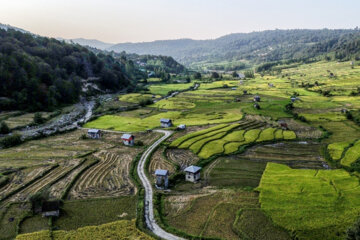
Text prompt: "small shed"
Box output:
[[254, 103, 260, 109], [177, 124, 186, 130], [243, 90, 248, 94], [160, 119, 173, 128], [155, 169, 169, 189], [291, 97, 297, 103], [121, 134, 135, 146], [278, 120, 288, 130], [184, 165, 201, 183], [87, 129, 101, 139], [341, 109, 348, 114], [253, 95, 261, 102], [41, 201, 60, 218], [268, 83, 274, 87], [231, 87, 237, 90]]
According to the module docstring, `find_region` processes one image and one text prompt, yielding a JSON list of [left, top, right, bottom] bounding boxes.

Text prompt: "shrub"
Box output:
[[139, 98, 153, 107], [0, 134, 23, 148], [0, 121, 10, 134], [33, 113, 45, 124]]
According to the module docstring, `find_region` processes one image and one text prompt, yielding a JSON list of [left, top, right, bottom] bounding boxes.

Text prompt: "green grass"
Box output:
[[257, 162, 360, 240], [148, 83, 194, 95], [198, 139, 227, 159], [19, 215, 48, 234], [54, 196, 136, 231], [118, 93, 160, 103], [151, 98, 196, 109], [327, 141, 352, 161], [257, 128, 276, 142], [283, 130, 297, 140], [274, 129, 284, 139], [170, 124, 228, 147], [189, 132, 227, 154], [340, 140, 360, 167], [244, 129, 261, 142], [0, 203, 31, 240], [222, 130, 245, 142]]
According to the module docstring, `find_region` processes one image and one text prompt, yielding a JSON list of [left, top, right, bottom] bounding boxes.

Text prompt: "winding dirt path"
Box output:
[[137, 130, 185, 240]]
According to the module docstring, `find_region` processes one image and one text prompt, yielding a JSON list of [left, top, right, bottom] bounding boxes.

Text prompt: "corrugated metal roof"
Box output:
[[184, 165, 201, 173], [88, 129, 100, 133], [121, 134, 133, 139], [155, 169, 168, 176], [160, 118, 171, 123]]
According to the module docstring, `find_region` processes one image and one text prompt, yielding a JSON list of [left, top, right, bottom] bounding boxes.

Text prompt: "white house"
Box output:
[[155, 169, 169, 189], [177, 124, 186, 130], [160, 119, 173, 128], [121, 134, 135, 146], [184, 165, 201, 183], [87, 129, 101, 139]]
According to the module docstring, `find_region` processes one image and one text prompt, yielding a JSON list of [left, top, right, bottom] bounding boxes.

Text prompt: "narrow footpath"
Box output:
[[137, 130, 185, 240]]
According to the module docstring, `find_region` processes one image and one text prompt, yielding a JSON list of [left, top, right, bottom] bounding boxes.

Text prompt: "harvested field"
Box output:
[[149, 146, 176, 176], [166, 148, 199, 169], [69, 149, 137, 199]]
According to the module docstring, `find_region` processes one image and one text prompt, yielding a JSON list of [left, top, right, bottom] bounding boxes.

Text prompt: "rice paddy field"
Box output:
[[3, 60, 360, 239]]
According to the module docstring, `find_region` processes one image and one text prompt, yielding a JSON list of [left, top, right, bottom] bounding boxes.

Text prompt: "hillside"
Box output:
[[108, 29, 360, 66], [0, 27, 185, 112]]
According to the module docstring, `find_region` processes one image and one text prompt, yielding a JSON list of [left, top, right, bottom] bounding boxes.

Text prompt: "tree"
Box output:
[[244, 70, 255, 78], [211, 72, 220, 79], [193, 72, 202, 80], [232, 71, 238, 78], [0, 121, 10, 134], [33, 113, 45, 124], [186, 77, 191, 83]]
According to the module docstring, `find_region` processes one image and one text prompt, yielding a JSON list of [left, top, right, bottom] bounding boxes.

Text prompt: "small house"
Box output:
[[268, 83, 274, 87], [121, 134, 135, 146], [234, 97, 241, 102], [341, 109, 348, 114], [41, 201, 60, 218], [254, 95, 261, 102], [87, 129, 101, 139], [231, 87, 237, 90], [254, 103, 260, 109], [291, 97, 297, 103], [278, 120, 288, 130], [160, 119, 173, 128], [177, 124, 186, 130], [243, 90, 248, 94], [238, 73, 245, 79], [184, 165, 201, 182], [155, 169, 169, 189]]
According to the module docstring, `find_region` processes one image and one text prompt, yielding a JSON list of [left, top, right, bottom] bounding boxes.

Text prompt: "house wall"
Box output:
[[186, 172, 201, 182]]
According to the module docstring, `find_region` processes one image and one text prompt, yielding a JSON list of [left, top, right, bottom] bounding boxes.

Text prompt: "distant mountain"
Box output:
[[108, 29, 360, 66], [64, 38, 115, 50]]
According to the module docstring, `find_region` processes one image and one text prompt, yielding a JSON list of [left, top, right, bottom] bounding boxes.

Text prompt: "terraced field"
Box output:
[[163, 190, 289, 240], [257, 163, 360, 240], [69, 150, 136, 199], [170, 121, 297, 159], [148, 146, 176, 176], [206, 141, 327, 188]]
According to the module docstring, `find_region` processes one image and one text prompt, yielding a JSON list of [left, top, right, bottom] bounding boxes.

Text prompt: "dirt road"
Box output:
[[137, 130, 185, 240]]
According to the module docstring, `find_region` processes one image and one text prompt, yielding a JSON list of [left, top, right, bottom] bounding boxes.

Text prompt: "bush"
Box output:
[[136, 140, 144, 146], [347, 217, 360, 240], [80, 134, 89, 140], [0, 121, 10, 134], [33, 113, 45, 124], [0, 134, 23, 148], [139, 98, 154, 107]]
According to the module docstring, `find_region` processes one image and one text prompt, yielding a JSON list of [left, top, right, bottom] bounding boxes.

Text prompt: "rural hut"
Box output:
[[155, 169, 169, 189], [278, 120, 288, 130], [184, 165, 202, 183], [291, 96, 297, 102], [177, 124, 186, 130], [160, 119, 173, 128], [41, 201, 60, 217], [121, 134, 135, 146], [243, 90, 248, 94], [253, 95, 261, 102], [87, 129, 101, 139]]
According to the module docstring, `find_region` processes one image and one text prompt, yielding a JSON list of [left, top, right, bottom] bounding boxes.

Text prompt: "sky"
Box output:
[[0, 0, 359, 43]]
